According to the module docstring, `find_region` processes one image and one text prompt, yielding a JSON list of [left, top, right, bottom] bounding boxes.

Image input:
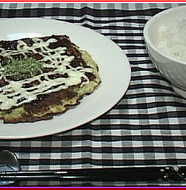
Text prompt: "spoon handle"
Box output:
[[0, 166, 186, 182]]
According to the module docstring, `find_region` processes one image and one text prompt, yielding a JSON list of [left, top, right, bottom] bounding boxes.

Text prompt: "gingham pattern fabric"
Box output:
[[0, 3, 186, 186]]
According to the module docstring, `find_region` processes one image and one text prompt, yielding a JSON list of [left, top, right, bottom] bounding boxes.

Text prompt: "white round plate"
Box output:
[[0, 18, 131, 139]]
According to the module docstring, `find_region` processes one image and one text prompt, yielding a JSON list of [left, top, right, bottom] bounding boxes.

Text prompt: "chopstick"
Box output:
[[0, 166, 185, 182]]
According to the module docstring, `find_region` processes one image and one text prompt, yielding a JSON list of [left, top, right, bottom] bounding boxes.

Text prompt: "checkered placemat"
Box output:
[[0, 3, 186, 186]]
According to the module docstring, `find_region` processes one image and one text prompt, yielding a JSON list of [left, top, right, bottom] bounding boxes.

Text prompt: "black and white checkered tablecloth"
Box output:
[[0, 2, 186, 187]]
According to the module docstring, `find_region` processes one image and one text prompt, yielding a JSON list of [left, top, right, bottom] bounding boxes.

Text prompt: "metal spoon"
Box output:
[[0, 150, 186, 184], [0, 150, 20, 186]]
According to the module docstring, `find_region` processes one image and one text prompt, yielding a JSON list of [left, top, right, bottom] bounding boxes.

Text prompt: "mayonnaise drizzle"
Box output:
[[0, 37, 93, 110]]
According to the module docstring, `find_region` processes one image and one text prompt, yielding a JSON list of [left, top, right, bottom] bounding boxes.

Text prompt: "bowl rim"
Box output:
[[143, 5, 186, 66]]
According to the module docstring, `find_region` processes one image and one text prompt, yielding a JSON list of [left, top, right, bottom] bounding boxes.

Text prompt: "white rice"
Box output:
[[156, 18, 186, 62]]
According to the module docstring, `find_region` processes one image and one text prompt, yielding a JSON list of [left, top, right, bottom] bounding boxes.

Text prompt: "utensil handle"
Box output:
[[0, 174, 87, 180], [0, 166, 185, 182]]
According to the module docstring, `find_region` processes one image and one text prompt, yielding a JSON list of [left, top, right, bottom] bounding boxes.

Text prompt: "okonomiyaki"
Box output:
[[0, 35, 101, 123]]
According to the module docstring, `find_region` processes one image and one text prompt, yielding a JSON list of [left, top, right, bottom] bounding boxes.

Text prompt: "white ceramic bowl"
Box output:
[[143, 5, 186, 98]]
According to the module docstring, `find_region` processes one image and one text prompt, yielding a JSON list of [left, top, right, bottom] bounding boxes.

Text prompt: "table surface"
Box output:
[[0, 2, 186, 187]]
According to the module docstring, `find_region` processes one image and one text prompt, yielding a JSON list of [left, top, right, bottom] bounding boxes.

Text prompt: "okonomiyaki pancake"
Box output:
[[0, 35, 101, 123]]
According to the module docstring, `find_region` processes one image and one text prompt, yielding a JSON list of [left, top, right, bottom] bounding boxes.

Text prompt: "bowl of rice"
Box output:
[[143, 5, 186, 98]]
